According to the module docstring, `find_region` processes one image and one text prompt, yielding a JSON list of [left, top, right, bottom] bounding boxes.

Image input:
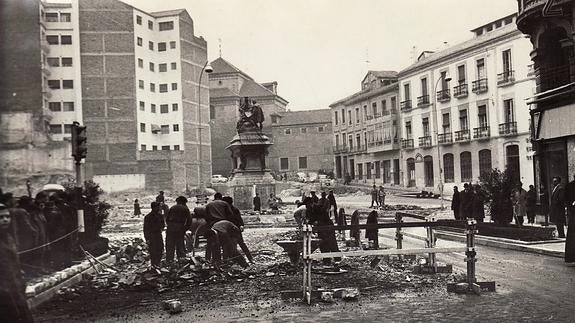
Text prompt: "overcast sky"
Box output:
[[122, 0, 518, 110]]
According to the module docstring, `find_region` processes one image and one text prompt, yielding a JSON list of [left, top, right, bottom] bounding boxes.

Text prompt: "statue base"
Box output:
[[227, 171, 276, 210]]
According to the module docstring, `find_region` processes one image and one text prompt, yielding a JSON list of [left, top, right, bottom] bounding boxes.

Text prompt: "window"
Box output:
[[173, 124, 179, 132], [348, 110, 352, 125], [49, 124, 62, 134], [506, 144, 520, 180], [47, 57, 60, 67], [140, 123, 146, 132], [149, 62, 154, 71], [174, 145, 180, 151], [159, 84, 168, 93], [171, 62, 177, 70], [442, 113, 450, 133], [45, 13, 59, 22], [61, 57, 72, 66], [341, 109, 346, 124], [150, 83, 155, 92], [170, 41, 176, 49], [159, 63, 167, 72], [459, 109, 468, 130], [301, 128, 307, 134], [460, 151, 472, 182], [422, 117, 430, 137], [148, 20, 153, 30], [161, 125, 169, 134], [502, 49, 512, 72], [148, 41, 154, 51], [160, 104, 169, 113], [151, 104, 156, 113], [161, 145, 170, 151], [372, 102, 378, 116], [479, 149, 492, 178], [382, 99, 387, 113], [476, 58, 486, 79], [334, 111, 338, 125], [152, 145, 157, 151], [46, 35, 59, 44], [421, 77, 428, 96], [141, 144, 146, 151], [63, 102, 74, 111], [137, 37, 142, 46], [139, 101, 145, 111], [158, 42, 167, 52], [60, 35, 72, 45], [391, 97, 397, 109], [171, 83, 177, 91], [457, 64, 466, 84], [298, 157, 308, 169], [63, 124, 73, 134], [405, 121, 412, 139], [280, 158, 289, 170], [49, 102, 61, 112], [136, 15, 142, 25], [504, 99, 514, 123], [403, 83, 411, 100], [210, 106, 216, 119], [355, 107, 360, 123], [62, 80, 73, 89], [478, 105, 488, 127], [48, 80, 60, 89], [138, 80, 144, 89], [318, 126, 324, 132], [440, 71, 449, 90], [60, 13, 71, 22], [363, 105, 367, 120], [159, 21, 174, 31], [443, 153, 454, 183], [285, 128, 291, 135], [138, 58, 143, 68], [172, 103, 178, 111]]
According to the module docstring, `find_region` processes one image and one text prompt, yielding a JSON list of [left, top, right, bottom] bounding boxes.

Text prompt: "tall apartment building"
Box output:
[[0, 0, 210, 192], [330, 71, 401, 185], [516, 0, 575, 206], [397, 14, 534, 192]]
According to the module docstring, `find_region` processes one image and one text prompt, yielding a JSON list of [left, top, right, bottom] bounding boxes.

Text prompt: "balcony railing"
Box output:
[[382, 109, 390, 116], [374, 112, 382, 118], [401, 138, 414, 149], [535, 63, 573, 93], [473, 126, 490, 139], [499, 122, 517, 135], [366, 115, 374, 121], [497, 70, 515, 86], [454, 129, 471, 142], [400, 100, 412, 111], [418, 136, 432, 147], [453, 84, 468, 98], [384, 138, 392, 144], [472, 78, 488, 94], [437, 89, 451, 102], [437, 132, 453, 144], [390, 108, 398, 115], [417, 95, 430, 106], [333, 145, 348, 153]]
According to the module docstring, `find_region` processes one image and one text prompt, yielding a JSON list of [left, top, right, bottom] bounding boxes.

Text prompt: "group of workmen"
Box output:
[[143, 191, 253, 269]]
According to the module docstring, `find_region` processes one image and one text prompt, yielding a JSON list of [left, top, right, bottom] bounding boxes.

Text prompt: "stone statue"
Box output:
[[236, 97, 264, 132]]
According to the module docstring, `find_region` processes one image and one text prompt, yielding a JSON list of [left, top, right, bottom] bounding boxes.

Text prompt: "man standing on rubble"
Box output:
[[305, 197, 341, 264], [144, 202, 165, 268], [165, 196, 192, 264]]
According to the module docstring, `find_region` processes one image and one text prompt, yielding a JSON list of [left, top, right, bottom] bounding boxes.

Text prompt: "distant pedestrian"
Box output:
[[565, 174, 575, 263], [267, 193, 278, 211], [350, 210, 361, 245], [344, 172, 351, 185], [133, 199, 141, 217], [459, 183, 473, 219], [378, 186, 386, 209], [526, 185, 537, 224], [327, 190, 337, 223], [451, 186, 461, 220], [337, 208, 347, 240], [165, 196, 192, 263], [512, 182, 527, 226], [365, 210, 379, 249], [144, 202, 164, 267], [156, 191, 165, 204], [253, 193, 261, 212], [550, 177, 566, 238], [370, 185, 379, 208], [472, 185, 485, 223]]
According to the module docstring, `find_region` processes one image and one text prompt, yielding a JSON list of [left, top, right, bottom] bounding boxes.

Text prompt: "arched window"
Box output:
[[443, 153, 454, 183], [460, 151, 472, 182], [479, 149, 492, 178]]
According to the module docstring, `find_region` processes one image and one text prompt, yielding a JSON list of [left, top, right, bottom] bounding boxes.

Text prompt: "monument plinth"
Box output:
[[225, 97, 276, 210]]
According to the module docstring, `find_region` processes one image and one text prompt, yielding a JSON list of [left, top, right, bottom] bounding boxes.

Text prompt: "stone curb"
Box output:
[[26, 252, 116, 309], [435, 231, 565, 258]]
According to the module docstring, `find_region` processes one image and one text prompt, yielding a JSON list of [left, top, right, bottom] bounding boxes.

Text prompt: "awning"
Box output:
[[151, 124, 161, 133], [537, 103, 575, 140]]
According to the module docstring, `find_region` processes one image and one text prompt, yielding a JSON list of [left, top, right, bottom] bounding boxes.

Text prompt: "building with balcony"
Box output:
[[397, 13, 535, 190], [330, 71, 401, 185], [516, 0, 575, 207], [269, 109, 333, 178]]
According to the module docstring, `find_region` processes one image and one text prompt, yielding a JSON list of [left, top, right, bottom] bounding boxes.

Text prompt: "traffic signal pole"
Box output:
[[75, 159, 85, 233], [71, 121, 86, 233]]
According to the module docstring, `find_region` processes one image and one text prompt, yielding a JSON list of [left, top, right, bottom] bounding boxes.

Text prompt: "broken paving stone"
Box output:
[[320, 292, 334, 303], [265, 272, 276, 277], [334, 288, 360, 301]]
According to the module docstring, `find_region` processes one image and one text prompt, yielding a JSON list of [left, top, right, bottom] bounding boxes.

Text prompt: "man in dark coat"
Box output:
[[365, 210, 379, 249], [565, 174, 575, 262], [472, 185, 485, 223], [549, 177, 566, 238], [309, 191, 319, 204], [306, 197, 340, 264], [144, 202, 165, 267], [370, 185, 379, 208], [451, 186, 461, 220], [459, 183, 474, 219], [165, 196, 192, 263], [207, 220, 253, 268], [0, 203, 35, 323], [222, 196, 245, 231], [526, 185, 537, 224], [327, 190, 337, 222], [205, 193, 234, 225], [253, 193, 261, 212]]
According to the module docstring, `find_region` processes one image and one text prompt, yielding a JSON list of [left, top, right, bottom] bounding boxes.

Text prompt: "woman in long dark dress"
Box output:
[[365, 210, 379, 249]]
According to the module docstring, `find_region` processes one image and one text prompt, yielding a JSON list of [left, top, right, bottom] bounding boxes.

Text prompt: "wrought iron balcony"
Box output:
[[473, 126, 490, 139], [437, 132, 453, 144], [499, 122, 517, 135], [401, 138, 414, 149], [436, 89, 451, 102], [497, 70, 515, 86], [333, 145, 348, 153], [454, 129, 471, 142], [453, 84, 468, 98], [384, 138, 392, 144], [390, 108, 398, 115], [418, 136, 432, 147], [382, 109, 390, 116], [400, 100, 412, 112], [472, 78, 488, 94], [417, 95, 430, 106]]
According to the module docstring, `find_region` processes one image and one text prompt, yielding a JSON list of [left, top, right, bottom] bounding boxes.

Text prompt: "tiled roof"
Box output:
[[150, 9, 186, 18], [368, 70, 398, 78], [274, 109, 331, 126], [210, 57, 252, 79], [330, 82, 399, 107], [209, 87, 237, 98], [239, 78, 276, 98]]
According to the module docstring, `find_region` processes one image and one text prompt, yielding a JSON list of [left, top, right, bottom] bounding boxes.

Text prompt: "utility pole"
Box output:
[[71, 121, 87, 233]]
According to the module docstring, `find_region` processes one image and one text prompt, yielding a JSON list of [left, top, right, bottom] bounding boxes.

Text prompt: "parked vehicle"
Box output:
[[211, 174, 228, 183], [318, 174, 334, 186], [296, 172, 307, 182], [306, 172, 319, 183]]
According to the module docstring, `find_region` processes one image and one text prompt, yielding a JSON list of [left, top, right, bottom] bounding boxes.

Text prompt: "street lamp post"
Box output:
[[433, 73, 451, 210], [197, 61, 213, 191]]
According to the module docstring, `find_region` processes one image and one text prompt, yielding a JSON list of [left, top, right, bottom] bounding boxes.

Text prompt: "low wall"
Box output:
[[92, 174, 145, 192]]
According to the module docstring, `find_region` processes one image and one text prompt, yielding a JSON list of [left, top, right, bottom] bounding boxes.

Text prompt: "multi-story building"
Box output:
[[516, 0, 575, 205], [269, 109, 333, 177], [330, 71, 401, 185], [208, 57, 288, 176], [397, 14, 534, 192]]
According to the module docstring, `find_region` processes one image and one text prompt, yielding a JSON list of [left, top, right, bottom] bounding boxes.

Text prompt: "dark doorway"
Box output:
[[407, 158, 416, 187], [424, 155, 434, 187]]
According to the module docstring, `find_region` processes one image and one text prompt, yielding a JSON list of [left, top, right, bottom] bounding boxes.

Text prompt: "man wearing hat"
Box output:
[[165, 196, 192, 263]]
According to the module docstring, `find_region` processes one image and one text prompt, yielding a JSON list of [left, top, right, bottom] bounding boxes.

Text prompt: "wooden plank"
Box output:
[[312, 221, 454, 232], [306, 247, 467, 260]]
